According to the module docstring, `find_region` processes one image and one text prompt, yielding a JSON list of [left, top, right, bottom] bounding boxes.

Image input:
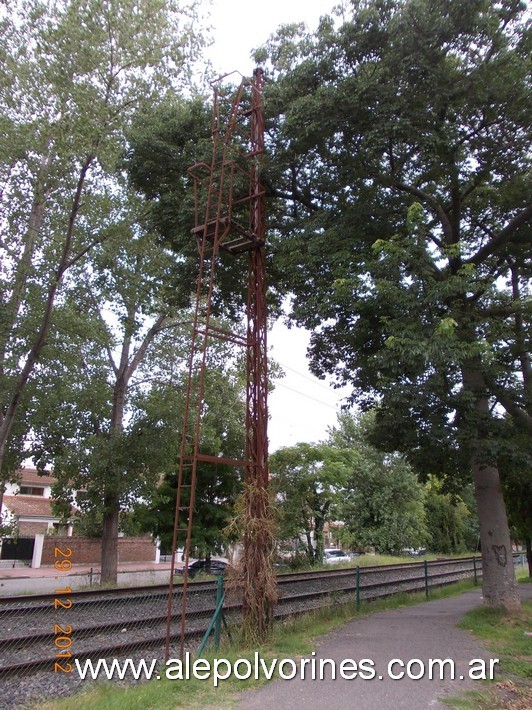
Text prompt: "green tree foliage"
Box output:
[[125, 98, 213, 310], [424, 476, 477, 554], [0, 0, 203, 505], [258, 0, 530, 610], [126, 93, 284, 319], [499, 425, 532, 575], [271, 414, 431, 560], [27, 217, 192, 581], [0, 506, 18, 542], [328, 413, 429, 554], [133, 358, 248, 558], [338, 455, 429, 555], [270, 442, 350, 564]]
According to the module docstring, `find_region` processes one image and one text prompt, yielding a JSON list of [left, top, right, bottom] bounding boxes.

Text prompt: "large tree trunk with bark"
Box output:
[[305, 529, 314, 563], [463, 361, 520, 612], [101, 492, 120, 584], [472, 459, 520, 611]]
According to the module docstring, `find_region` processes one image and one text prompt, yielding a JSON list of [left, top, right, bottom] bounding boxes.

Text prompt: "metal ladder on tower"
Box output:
[[164, 69, 268, 660]]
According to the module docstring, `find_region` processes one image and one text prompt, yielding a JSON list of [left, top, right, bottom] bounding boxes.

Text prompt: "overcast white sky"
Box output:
[[204, 0, 352, 451], [267, 319, 352, 451], [204, 0, 335, 74]]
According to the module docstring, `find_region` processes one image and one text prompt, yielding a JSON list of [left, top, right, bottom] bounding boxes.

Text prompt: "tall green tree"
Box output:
[[0, 0, 203, 515], [259, 0, 530, 610], [328, 413, 429, 554], [28, 197, 189, 582], [424, 476, 477, 554], [270, 443, 351, 564]]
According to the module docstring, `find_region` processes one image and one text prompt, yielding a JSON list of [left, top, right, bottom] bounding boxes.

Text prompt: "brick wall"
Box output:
[[41, 536, 157, 566], [18, 522, 49, 536], [116, 536, 158, 562]]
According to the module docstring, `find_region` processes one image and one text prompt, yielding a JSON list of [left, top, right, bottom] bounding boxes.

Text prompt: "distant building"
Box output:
[[3, 469, 77, 537]]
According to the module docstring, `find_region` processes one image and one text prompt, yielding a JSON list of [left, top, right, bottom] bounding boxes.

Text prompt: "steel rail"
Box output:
[[0, 556, 492, 679], [0, 555, 486, 612]]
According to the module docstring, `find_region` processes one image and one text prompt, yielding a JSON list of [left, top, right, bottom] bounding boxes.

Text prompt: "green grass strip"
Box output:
[[39, 578, 486, 710], [445, 584, 532, 710]]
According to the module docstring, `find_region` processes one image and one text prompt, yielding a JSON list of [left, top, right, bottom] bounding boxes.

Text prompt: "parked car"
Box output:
[[402, 547, 427, 557], [323, 548, 351, 565], [177, 557, 230, 578]]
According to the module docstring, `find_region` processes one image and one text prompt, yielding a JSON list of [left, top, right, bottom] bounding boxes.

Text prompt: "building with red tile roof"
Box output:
[[2, 468, 77, 537]]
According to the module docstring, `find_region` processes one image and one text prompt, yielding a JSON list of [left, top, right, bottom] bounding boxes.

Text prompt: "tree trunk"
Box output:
[[525, 536, 532, 578], [98, 313, 166, 585], [0, 155, 51, 504], [305, 529, 314, 563], [471, 459, 520, 611], [101, 493, 119, 585], [314, 503, 330, 564], [462, 361, 520, 612], [315, 517, 325, 564], [100, 371, 128, 586]]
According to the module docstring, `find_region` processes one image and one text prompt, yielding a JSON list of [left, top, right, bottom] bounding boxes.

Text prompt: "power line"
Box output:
[[274, 382, 341, 410], [276, 360, 337, 392]]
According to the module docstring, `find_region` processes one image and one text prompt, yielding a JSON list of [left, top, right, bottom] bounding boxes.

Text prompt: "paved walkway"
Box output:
[[234, 585, 532, 710], [0, 560, 173, 578], [0, 561, 175, 595]]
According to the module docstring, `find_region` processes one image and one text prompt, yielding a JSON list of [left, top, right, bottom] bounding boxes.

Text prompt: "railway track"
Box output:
[[0, 556, 489, 679]]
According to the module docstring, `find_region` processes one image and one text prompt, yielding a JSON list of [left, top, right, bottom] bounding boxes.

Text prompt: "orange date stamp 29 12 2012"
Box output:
[[53, 546, 73, 673]]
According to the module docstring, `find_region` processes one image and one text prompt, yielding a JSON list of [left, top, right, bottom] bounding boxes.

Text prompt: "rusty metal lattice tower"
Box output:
[[165, 68, 269, 659]]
